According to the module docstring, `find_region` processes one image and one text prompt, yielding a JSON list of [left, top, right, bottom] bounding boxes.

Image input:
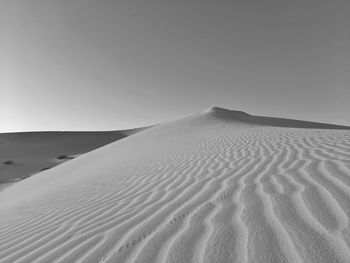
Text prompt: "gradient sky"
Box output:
[[1, 0, 349, 132]]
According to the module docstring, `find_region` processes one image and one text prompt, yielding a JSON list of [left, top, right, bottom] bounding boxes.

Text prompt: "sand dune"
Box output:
[[0, 127, 147, 184], [1, 107, 350, 263]]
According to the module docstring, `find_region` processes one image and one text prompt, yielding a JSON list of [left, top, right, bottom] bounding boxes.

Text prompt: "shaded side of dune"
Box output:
[[0, 128, 148, 183], [208, 107, 350, 129]]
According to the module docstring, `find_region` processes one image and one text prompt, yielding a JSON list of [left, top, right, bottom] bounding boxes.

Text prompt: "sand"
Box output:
[[0, 127, 147, 184], [1, 107, 350, 263]]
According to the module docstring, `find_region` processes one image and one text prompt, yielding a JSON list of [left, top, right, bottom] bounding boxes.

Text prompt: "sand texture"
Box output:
[[1, 107, 350, 263]]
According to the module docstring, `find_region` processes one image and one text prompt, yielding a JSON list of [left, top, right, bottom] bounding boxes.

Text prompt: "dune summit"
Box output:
[[1, 107, 350, 263]]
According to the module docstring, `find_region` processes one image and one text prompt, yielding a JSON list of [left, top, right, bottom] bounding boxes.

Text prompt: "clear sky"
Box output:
[[1, 0, 349, 132]]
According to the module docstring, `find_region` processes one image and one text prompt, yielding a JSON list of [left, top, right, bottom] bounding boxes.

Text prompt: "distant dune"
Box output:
[[1, 107, 350, 263], [0, 127, 147, 184]]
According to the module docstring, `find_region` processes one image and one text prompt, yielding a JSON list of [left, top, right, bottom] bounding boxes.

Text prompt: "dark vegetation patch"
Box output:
[[3, 160, 14, 165], [57, 154, 75, 160]]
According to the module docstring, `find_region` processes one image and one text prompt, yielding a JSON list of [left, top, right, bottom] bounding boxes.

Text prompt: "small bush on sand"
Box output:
[[57, 154, 68, 160], [57, 154, 75, 160], [3, 160, 14, 165]]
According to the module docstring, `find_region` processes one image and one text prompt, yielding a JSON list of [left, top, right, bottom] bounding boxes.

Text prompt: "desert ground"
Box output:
[[0, 128, 146, 185], [1, 107, 350, 263]]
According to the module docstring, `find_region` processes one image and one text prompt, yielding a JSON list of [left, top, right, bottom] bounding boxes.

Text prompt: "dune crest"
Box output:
[[205, 107, 350, 129], [1, 108, 350, 263]]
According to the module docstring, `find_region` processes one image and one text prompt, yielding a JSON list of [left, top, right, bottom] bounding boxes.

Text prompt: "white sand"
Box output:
[[1, 107, 350, 263]]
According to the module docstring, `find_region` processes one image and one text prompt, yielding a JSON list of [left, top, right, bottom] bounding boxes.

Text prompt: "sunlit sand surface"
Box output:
[[1, 107, 350, 263]]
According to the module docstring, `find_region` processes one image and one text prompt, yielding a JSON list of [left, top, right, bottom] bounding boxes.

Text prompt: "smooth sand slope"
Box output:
[[0, 128, 146, 184], [1, 107, 350, 263]]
